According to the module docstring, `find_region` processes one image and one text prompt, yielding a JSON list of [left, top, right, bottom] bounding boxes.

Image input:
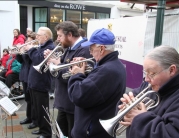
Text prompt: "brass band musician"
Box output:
[[119, 46, 179, 138]]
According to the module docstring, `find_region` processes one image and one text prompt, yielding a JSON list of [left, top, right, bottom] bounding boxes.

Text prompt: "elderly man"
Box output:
[[68, 28, 126, 138], [118, 46, 179, 138], [24, 27, 55, 138]]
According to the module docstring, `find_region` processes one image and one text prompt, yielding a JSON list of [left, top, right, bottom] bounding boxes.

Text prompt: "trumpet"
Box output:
[[62, 64, 93, 79], [99, 84, 160, 137], [49, 58, 95, 77], [8, 40, 38, 55], [33, 43, 64, 74]]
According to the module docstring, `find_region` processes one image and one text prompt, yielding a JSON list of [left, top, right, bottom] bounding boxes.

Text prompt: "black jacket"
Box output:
[[68, 51, 126, 138], [27, 39, 55, 92], [16, 54, 31, 83], [53, 38, 92, 113], [127, 74, 179, 138]]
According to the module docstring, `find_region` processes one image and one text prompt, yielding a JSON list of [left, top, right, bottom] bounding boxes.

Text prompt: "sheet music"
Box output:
[[0, 96, 18, 115]]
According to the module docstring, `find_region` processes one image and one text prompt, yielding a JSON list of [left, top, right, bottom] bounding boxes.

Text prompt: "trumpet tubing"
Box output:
[[62, 65, 93, 79], [49, 58, 95, 77], [9, 40, 38, 55], [99, 84, 160, 137], [33, 44, 63, 74]]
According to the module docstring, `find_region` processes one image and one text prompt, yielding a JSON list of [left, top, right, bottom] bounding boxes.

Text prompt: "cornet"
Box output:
[[99, 84, 160, 137], [33, 43, 64, 74], [49, 58, 95, 77], [8, 40, 38, 55]]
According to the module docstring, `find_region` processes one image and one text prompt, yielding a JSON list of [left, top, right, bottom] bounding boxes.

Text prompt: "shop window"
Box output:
[[34, 8, 47, 32], [96, 13, 109, 19], [82, 11, 95, 37], [66, 10, 81, 27], [50, 8, 65, 41]]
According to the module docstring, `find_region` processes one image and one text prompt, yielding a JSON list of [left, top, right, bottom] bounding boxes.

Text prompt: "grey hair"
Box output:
[[146, 45, 179, 70], [96, 44, 115, 51]]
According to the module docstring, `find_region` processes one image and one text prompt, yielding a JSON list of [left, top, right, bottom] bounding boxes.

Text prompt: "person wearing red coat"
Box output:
[[0, 49, 10, 68], [12, 29, 26, 46]]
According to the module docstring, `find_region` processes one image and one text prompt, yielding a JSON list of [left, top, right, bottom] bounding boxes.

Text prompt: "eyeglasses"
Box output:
[[89, 45, 106, 52], [143, 67, 169, 79]]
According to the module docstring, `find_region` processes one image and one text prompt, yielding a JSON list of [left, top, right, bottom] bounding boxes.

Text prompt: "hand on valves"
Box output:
[[43, 49, 61, 65], [118, 92, 147, 126], [69, 57, 87, 75]]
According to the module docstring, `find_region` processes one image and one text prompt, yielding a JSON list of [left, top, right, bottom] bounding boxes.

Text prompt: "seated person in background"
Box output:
[[0, 51, 21, 88], [0, 49, 10, 68]]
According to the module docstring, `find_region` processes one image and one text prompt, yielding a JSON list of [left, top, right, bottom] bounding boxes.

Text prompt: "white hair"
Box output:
[[27, 27, 32, 31], [96, 44, 115, 51]]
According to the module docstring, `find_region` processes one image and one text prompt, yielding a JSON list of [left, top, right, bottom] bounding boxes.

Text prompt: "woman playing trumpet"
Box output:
[[118, 46, 179, 138]]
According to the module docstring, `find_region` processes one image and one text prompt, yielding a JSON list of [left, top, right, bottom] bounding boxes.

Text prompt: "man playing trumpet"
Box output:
[[24, 27, 55, 138], [119, 46, 179, 138], [67, 28, 126, 138], [44, 21, 92, 138]]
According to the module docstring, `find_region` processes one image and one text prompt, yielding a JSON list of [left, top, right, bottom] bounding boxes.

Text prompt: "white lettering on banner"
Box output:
[[70, 4, 85, 10], [115, 44, 123, 49], [54, 4, 60, 8], [115, 36, 126, 42], [54, 4, 85, 10]]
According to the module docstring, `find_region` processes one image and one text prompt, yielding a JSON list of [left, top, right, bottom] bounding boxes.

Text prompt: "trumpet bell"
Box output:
[[33, 65, 42, 74], [99, 117, 119, 137], [99, 90, 158, 137]]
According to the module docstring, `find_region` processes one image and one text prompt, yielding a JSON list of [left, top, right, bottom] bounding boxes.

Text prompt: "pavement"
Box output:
[[0, 91, 130, 138]]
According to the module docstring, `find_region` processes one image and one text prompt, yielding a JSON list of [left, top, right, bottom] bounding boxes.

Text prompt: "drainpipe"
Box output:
[[154, 0, 166, 47]]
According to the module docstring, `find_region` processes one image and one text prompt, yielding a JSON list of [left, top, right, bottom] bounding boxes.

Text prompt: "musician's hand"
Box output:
[[118, 92, 135, 110], [48, 57, 61, 65], [69, 62, 86, 75], [44, 49, 52, 58], [120, 102, 147, 126]]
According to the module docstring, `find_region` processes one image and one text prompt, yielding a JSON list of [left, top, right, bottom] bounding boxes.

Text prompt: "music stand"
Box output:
[[0, 81, 22, 138]]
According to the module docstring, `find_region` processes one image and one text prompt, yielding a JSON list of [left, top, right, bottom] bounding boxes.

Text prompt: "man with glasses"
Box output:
[[67, 28, 126, 138], [119, 45, 179, 138], [24, 27, 55, 138]]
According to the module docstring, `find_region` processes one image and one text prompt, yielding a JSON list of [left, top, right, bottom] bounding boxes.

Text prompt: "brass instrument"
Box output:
[[33, 43, 63, 74], [8, 40, 38, 55], [49, 58, 95, 77], [99, 84, 160, 137]]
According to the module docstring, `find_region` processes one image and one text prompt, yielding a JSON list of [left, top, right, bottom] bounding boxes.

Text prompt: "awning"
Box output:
[[120, 0, 179, 9]]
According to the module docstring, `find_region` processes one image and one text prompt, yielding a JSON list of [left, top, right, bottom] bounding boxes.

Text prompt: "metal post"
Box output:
[[154, 0, 166, 47]]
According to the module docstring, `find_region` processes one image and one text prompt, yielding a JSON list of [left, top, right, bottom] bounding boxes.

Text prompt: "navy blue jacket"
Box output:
[[16, 54, 31, 83], [27, 39, 55, 92], [127, 74, 179, 138], [54, 38, 92, 114], [68, 51, 126, 138]]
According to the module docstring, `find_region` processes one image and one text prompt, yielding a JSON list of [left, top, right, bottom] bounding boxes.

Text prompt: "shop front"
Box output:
[[18, 0, 111, 40]]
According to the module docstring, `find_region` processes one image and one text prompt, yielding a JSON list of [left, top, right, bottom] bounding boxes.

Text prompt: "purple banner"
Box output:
[[120, 59, 143, 89]]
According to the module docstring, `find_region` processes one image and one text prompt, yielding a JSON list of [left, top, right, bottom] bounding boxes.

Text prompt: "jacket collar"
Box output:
[[158, 73, 179, 97], [40, 39, 53, 47], [96, 51, 119, 67]]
